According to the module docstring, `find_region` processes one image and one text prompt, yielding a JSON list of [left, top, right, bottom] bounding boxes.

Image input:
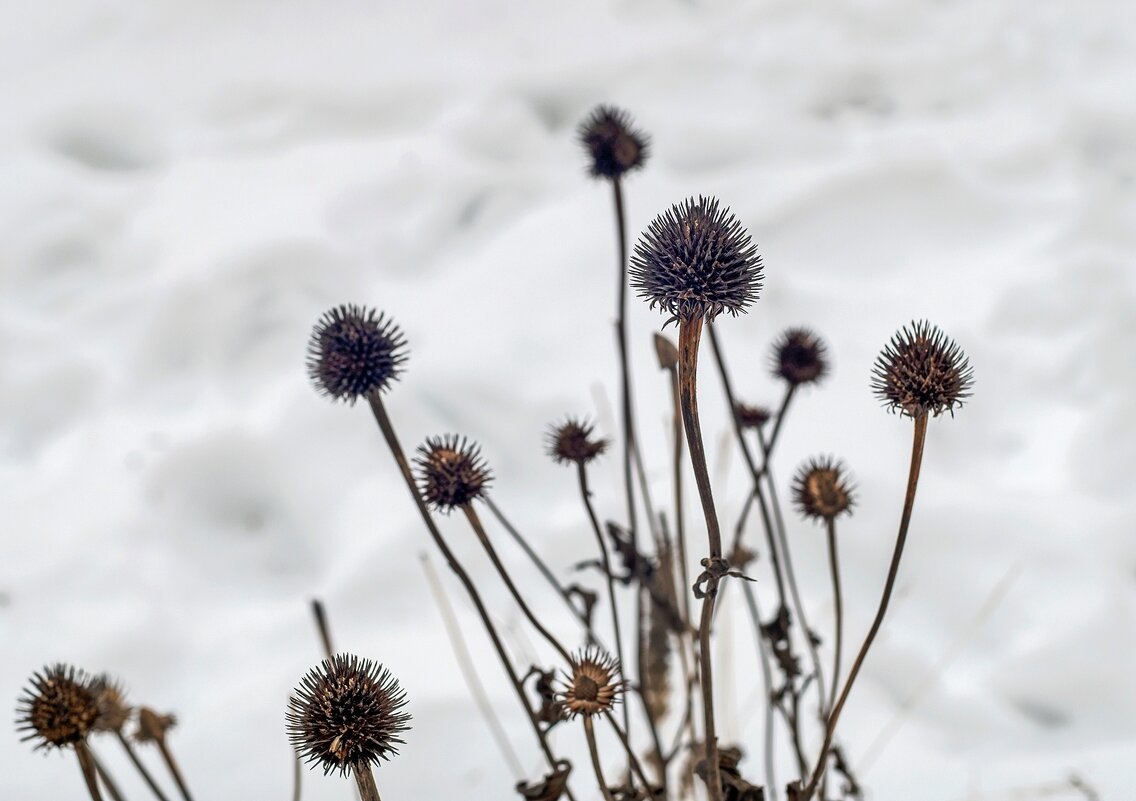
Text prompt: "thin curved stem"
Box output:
[[803, 414, 929, 799], [354, 767, 381, 801], [311, 599, 335, 660], [464, 503, 574, 664], [292, 752, 301, 801], [116, 732, 171, 801], [89, 748, 125, 801], [155, 739, 193, 801], [583, 716, 618, 801], [603, 711, 655, 791], [825, 518, 844, 717], [75, 742, 105, 801]]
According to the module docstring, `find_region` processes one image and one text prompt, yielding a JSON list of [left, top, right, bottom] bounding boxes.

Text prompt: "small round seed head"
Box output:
[[871, 321, 974, 418], [414, 434, 492, 512], [629, 196, 763, 325], [771, 327, 828, 386], [546, 418, 609, 466], [558, 647, 624, 718], [16, 664, 100, 751], [734, 402, 772, 431], [287, 653, 411, 777], [791, 456, 855, 523], [577, 105, 649, 180], [307, 304, 408, 404], [134, 707, 176, 743], [91, 675, 132, 733]]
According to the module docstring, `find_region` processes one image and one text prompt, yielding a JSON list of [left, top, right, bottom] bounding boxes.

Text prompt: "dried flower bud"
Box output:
[[771, 327, 828, 386], [307, 304, 408, 404], [791, 456, 855, 523], [546, 418, 609, 466], [91, 675, 131, 733], [733, 402, 772, 430], [871, 321, 974, 418], [578, 105, 649, 180], [134, 707, 176, 743], [516, 760, 573, 801], [16, 664, 100, 751], [629, 196, 763, 324], [414, 434, 492, 512], [287, 654, 411, 777], [558, 647, 624, 718], [653, 333, 679, 371]]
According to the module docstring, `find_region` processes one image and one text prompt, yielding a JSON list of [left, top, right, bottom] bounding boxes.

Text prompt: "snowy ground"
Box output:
[[2, 0, 1134, 798]]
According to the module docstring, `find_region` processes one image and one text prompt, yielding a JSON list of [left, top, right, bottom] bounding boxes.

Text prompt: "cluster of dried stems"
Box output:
[[18, 105, 994, 801]]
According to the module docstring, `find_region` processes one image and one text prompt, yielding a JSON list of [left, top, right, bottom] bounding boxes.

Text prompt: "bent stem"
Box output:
[[463, 503, 574, 664], [583, 716, 618, 801], [354, 767, 382, 801], [75, 742, 105, 801], [117, 731, 171, 801], [677, 315, 723, 801], [803, 413, 929, 799], [825, 518, 844, 717], [367, 394, 576, 800]]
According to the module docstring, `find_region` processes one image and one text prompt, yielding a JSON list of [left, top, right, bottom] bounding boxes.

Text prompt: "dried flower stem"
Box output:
[[740, 581, 777, 801], [602, 711, 655, 791], [354, 768, 382, 801], [763, 384, 797, 466], [677, 315, 724, 801], [366, 394, 577, 800], [583, 716, 618, 801], [311, 599, 335, 660], [90, 747, 125, 801], [463, 503, 574, 664], [803, 413, 929, 798], [76, 742, 106, 801], [155, 738, 193, 801], [291, 753, 301, 801], [116, 731, 172, 801], [420, 553, 525, 780], [825, 518, 844, 718]]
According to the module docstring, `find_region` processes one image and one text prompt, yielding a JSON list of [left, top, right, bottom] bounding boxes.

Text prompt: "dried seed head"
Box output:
[[546, 418, 609, 466], [771, 327, 828, 386], [653, 333, 679, 371], [871, 321, 974, 418], [559, 647, 624, 718], [578, 105, 649, 180], [629, 196, 763, 324], [307, 304, 408, 404], [287, 654, 410, 777], [791, 456, 855, 523], [16, 664, 100, 751], [134, 707, 176, 743], [414, 434, 492, 512], [91, 675, 131, 733], [733, 402, 772, 431]]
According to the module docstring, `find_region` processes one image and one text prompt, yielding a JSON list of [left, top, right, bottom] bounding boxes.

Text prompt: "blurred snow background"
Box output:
[[1, 0, 1134, 798]]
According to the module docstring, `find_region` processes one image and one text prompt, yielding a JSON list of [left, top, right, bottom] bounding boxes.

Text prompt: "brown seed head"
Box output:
[[733, 402, 772, 431], [287, 653, 411, 777], [134, 707, 176, 743], [307, 304, 408, 404], [578, 105, 649, 180], [414, 434, 492, 513], [791, 456, 855, 523], [558, 647, 624, 718], [91, 675, 132, 733], [771, 327, 828, 386], [629, 196, 763, 325], [546, 418, 609, 466], [15, 664, 100, 751], [871, 321, 974, 418]]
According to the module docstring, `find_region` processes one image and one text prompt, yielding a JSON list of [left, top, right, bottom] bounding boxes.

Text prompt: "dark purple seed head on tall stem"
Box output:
[[414, 434, 493, 514], [871, 320, 974, 418], [771, 327, 829, 387], [306, 304, 408, 404], [578, 105, 650, 181], [545, 418, 609, 467]]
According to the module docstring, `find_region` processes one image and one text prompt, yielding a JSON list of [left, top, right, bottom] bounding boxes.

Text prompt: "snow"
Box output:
[[2, 0, 1134, 798]]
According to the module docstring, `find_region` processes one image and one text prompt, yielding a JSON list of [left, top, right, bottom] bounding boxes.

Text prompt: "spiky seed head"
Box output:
[[792, 457, 855, 523], [91, 675, 131, 733], [629, 196, 763, 325], [307, 304, 408, 404], [577, 105, 649, 180], [772, 327, 828, 386], [546, 418, 609, 466], [287, 653, 411, 777], [871, 321, 974, 418], [16, 664, 100, 751], [414, 434, 492, 512], [733, 402, 772, 430], [558, 647, 624, 718], [134, 707, 176, 743]]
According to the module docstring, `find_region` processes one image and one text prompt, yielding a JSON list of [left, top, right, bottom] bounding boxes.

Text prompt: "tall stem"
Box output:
[[611, 177, 637, 552], [354, 768, 382, 801], [583, 716, 618, 801], [366, 395, 576, 799], [116, 732, 171, 801], [803, 414, 929, 798], [311, 599, 335, 660], [740, 582, 777, 801], [156, 739, 193, 801], [677, 315, 723, 801], [90, 748, 126, 801], [463, 503, 574, 664], [825, 518, 844, 717], [75, 742, 105, 801], [603, 711, 655, 790]]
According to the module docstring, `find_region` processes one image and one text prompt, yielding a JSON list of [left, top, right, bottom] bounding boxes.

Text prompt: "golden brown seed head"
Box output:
[[871, 320, 974, 418], [559, 648, 624, 718], [546, 418, 609, 466], [91, 675, 132, 733], [414, 434, 492, 513], [134, 707, 176, 743], [791, 456, 855, 523], [16, 664, 100, 751]]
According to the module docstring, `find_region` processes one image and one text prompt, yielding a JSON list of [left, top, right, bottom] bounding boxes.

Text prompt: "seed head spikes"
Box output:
[[546, 418, 609, 466], [287, 654, 411, 777], [414, 434, 492, 513], [871, 320, 973, 418], [629, 196, 763, 325], [578, 105, 650, 180], [559, 648, 624, 719], [307, 304, 408, 404], [16, 664, 100, 751], [733, 402, 772, 431], [792, 457, 855, 523], [772, 327, 829, 387]]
